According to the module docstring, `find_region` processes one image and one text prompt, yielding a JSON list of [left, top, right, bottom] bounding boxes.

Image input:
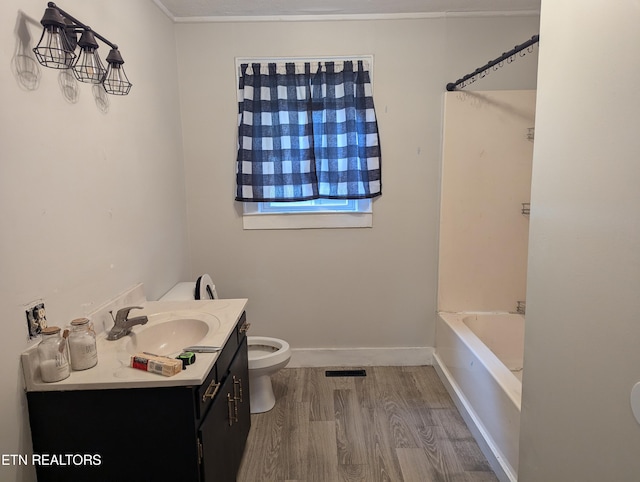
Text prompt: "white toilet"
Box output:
[[247, 336, 291, 413], [159, 276, 291, 414]]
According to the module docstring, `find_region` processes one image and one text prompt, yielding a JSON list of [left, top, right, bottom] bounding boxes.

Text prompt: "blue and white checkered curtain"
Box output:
[[236, 60, 381, 202]]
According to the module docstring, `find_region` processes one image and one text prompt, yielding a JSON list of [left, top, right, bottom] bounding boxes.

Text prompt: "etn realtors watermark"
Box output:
[[2, 453, 101, 466]]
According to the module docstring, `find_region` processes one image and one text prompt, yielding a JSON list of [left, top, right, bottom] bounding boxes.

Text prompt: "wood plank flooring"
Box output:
[[237, 366, 498, 482]]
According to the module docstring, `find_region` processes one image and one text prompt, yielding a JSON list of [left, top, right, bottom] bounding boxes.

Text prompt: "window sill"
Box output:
[[242, 212, 373, 230]]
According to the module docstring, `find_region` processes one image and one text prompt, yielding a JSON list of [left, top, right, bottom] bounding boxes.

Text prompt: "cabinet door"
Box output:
[[28, 387, 200, 481], [199, 338, 251, 482], [199, 373, 236, 482], [230, 337, 251, 456]]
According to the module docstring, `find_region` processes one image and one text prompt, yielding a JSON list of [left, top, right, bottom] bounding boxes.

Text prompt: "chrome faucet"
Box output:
[[106, 306, 148, 340]]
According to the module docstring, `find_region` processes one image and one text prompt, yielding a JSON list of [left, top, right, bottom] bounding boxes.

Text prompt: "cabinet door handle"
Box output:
[[202, 381, 221, 402], [227, 393, 238, 426], [234, 393, 239, 422], [239, 322, 251, 334], [233, 376, 243, 402]]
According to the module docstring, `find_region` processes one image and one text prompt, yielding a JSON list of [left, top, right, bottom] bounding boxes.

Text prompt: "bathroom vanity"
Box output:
[[22, 299, 251, 481]]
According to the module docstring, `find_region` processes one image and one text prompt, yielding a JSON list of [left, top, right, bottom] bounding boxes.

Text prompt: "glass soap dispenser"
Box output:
[[68, 317, 98, 370], [38, 326, 70, 382]]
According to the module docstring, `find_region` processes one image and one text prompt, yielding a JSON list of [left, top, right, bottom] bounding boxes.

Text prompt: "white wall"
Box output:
[[519, 1, 640, 480], [0, 1, 188, 480], [175, 15, 539, 354]]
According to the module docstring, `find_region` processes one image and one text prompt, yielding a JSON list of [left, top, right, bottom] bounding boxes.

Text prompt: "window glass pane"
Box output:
[[259, 198, 357, 213]]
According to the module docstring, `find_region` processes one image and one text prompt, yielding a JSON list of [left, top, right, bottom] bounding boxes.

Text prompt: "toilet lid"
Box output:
[[194, 274, 216, 300]]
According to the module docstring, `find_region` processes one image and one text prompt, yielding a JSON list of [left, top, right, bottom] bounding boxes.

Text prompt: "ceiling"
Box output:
[[154, 0, 541, 20]]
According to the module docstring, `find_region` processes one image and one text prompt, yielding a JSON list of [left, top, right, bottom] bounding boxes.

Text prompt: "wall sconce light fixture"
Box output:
[[33, 2, 132, 95]]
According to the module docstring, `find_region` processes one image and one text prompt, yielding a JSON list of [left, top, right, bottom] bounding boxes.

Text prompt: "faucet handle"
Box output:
[[116, 306, 144, 321]]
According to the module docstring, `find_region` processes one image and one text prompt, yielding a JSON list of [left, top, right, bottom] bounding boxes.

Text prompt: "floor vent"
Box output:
[[325, 369, 367, 377]]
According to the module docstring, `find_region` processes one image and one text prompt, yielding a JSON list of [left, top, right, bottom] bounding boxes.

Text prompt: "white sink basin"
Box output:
[[125, 313, 219, 356]]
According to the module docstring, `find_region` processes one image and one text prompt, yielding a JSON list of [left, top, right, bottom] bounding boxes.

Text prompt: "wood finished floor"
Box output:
[[237, 366, 498, 482]]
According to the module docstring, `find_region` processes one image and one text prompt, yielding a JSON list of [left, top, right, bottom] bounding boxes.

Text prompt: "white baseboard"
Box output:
[[288, 347, 434, 367]]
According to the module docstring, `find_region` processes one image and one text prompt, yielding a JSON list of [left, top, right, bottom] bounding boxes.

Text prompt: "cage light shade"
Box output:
[[33, 7, 76, 69], [72, 30, 106, 83], [103, 48, 132, 95]]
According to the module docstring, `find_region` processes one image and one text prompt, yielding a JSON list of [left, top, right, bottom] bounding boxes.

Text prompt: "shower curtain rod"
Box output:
[[446, 34, 539, 91]]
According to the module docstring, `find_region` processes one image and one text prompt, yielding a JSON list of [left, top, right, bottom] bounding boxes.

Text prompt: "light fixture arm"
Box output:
[[47, 2, 118, 50]]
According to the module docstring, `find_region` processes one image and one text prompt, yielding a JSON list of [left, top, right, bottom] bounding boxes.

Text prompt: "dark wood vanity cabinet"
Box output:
[[199, 313, 251, 481], [26, 312, 251, 482], [200, 337, 251, 481]]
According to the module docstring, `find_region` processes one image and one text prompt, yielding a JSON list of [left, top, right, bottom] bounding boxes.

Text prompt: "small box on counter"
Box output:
[[130, 353, 182, 377]]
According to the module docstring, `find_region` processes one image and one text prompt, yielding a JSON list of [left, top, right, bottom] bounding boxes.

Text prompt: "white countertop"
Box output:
[[21, 299, 248, 392]]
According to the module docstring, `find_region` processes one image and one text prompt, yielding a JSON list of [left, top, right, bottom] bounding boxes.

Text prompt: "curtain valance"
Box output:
[[236, 60, 382, 202]]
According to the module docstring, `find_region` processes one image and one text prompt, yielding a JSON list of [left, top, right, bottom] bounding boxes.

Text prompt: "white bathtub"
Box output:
[[434, 312, 524, 482]]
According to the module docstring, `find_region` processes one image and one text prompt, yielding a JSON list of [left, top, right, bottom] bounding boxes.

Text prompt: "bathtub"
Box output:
[[434, 312, 524, 482]]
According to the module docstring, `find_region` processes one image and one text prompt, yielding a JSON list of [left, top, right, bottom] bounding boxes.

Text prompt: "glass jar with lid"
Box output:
[[38, 326, 70, 382], [68, 317, 98, 370]]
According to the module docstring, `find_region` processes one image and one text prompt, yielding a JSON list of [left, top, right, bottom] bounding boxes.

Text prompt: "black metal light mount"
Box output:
[[33, 2, 132, 95]]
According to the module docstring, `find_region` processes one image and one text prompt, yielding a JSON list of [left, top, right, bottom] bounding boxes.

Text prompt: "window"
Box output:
[[242, 198, 372, 229], [235, 56, 381, 229]]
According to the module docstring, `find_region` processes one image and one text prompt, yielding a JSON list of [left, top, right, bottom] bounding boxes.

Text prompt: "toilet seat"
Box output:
[[247, 336, 290, 370], [195, 274, 217, 300]]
